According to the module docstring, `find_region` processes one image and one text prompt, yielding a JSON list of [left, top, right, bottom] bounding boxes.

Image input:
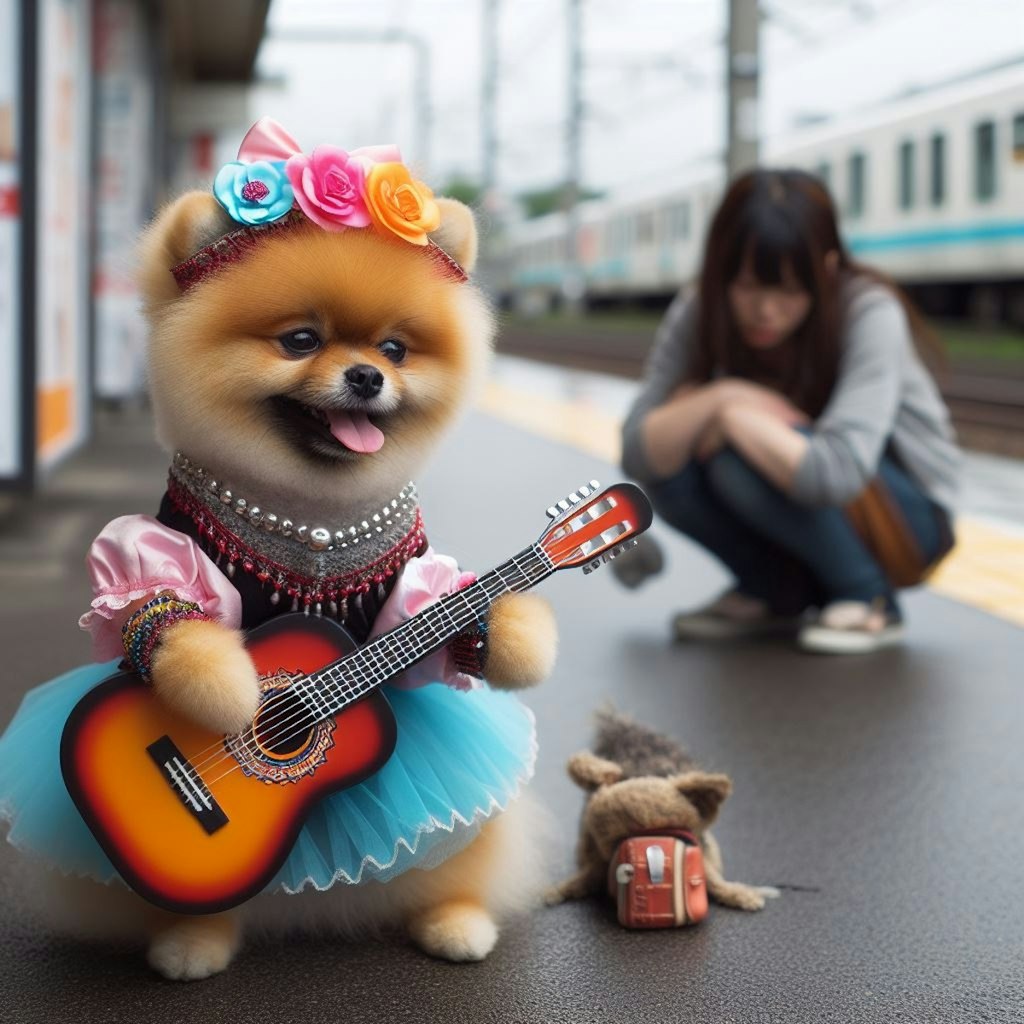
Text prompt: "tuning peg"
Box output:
[[546, 480, 602, 520], [606, 539, 638, 560], [581, 558, 603, 575], [546, 497, 572, 520]]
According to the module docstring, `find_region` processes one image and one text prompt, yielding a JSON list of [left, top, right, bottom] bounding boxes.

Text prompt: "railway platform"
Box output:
[[1, 357, 1022, 1023]]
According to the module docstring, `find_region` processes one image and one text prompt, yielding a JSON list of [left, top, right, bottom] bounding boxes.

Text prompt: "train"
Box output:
[[499, 59, 1024, 326]]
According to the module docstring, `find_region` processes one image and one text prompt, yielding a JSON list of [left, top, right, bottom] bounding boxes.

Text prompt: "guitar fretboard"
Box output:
[[299, 543, 555, 721]]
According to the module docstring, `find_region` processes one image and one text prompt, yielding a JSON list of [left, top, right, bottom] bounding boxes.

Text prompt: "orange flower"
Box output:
[[364, 163, 441, 245]]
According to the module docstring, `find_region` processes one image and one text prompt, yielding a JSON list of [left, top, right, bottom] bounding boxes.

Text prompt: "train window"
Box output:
[[1013, 113, 1024, 162], [613, 215, 631, 253], [930, 133, 946, 206], [974, 120, 997, 201], [847, 151, 867, 218], [635, 212, 655, 246], [898, 140, 915, 210], [670, 201, 691, 240]]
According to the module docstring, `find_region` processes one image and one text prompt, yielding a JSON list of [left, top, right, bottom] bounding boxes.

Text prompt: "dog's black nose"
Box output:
[[345, 364, 384, 399]]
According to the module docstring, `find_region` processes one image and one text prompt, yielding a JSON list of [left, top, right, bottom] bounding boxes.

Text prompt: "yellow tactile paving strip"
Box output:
[[478, 380, 1024, 629]]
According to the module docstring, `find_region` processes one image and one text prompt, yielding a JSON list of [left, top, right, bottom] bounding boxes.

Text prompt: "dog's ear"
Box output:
[[672, 771, 732, 825], [137, 191, 235, 310], [567, 752, 624, 791], [429, 197, 479, 274]]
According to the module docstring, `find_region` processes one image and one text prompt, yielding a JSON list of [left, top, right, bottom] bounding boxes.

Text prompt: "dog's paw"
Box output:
[[484, 593, 558, 690], [408, 901, 499, 962], [150, 618, 260, 735], [147, 920, 238, 981]]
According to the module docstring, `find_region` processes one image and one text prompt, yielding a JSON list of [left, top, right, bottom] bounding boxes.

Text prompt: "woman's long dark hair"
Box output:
[[689, 169, 941, 418]]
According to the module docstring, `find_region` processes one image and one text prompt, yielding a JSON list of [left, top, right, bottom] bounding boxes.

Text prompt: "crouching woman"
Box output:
[[621, 170, 959, 653]]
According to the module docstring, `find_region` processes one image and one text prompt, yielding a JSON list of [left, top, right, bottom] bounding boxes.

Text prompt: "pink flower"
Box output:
[[285, 146, 374, 231]]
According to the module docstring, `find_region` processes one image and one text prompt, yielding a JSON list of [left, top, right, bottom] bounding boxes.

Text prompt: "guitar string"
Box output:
[[200, 547, 554, 787], [198, 549, 551, 786], [183, 512, 598, 780], [182, 550, 547, 780], [189, 509, 596, 776], [182, 546, 554, 782], [181, 546, 553, 777]]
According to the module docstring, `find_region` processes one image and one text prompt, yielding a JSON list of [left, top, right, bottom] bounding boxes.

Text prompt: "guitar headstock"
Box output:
[[538, 481, 653, 573]]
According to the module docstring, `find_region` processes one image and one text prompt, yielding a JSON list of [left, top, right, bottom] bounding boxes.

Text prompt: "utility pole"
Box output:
[[481, 0, 499, 200], [564, 0, 584, 309], [726, 0, 760, 180]]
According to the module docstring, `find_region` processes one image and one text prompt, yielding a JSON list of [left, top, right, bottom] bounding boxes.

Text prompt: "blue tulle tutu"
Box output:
[[0, 661, 536, 893]]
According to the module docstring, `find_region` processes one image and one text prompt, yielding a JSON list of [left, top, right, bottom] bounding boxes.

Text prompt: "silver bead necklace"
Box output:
[[170, 451, 417, 553]]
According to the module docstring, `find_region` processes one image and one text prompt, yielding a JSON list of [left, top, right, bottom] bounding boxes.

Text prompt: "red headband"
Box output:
[[171, 212, 467, 293]]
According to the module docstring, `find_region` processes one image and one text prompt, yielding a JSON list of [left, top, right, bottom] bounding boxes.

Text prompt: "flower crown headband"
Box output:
[[170, 117, 467, 292]]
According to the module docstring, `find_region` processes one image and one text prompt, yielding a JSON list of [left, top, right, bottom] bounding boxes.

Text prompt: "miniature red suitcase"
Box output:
[[608, 830, 708, 928]]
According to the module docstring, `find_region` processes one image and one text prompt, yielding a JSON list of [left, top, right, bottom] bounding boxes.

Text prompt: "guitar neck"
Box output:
[[305, 543, 555, 718]]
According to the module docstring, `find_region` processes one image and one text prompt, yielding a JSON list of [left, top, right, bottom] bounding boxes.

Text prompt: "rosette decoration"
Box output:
[[212, 117, 441, 247]]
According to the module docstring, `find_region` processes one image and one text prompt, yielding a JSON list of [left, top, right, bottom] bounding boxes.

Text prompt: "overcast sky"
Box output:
[[251, 0, 1024, 201]]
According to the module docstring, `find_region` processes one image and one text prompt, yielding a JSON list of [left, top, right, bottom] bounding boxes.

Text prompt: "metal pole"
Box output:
[[564, 0, 583, 308], [726, 0, 760, 181], [481, 0, 499, 197], [410, 36, 432, 177]]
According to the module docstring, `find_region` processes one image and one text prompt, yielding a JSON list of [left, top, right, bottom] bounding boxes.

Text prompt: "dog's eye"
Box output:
[[377, 339, 406, 364], [278, 329, 323, 357]]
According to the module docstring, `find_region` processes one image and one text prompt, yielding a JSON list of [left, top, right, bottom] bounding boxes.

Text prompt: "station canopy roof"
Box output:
[[166, 0, 272, 83]]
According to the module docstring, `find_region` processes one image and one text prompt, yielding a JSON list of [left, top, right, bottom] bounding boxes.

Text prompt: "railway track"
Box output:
[[496, 325, 1024, 457]]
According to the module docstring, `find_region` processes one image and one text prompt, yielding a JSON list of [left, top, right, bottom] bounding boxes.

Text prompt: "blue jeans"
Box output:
[[647, 447, 952, 615]]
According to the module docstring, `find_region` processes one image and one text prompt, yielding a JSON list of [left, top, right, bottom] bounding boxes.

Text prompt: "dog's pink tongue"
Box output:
[[327, 410, 385, 453]]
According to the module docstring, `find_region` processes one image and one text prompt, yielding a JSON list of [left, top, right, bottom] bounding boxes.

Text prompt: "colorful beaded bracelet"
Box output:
[[121, 594, 210, 679]]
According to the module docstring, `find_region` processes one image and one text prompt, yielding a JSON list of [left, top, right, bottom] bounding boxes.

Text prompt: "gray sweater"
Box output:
[[620, 278, 961, 510]]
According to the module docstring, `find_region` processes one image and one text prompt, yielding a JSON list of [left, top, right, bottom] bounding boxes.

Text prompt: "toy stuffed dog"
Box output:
[[0, 119, 556, 979], [547, 708, 777, 912]]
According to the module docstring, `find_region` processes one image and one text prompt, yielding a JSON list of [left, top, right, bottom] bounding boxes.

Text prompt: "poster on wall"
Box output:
[[94, 0, 153, 401], [0, 0, 21, 482], [35, 0, 92, 471]]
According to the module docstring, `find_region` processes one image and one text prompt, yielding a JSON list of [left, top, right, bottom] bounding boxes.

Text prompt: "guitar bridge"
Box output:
[[147, 735, 229, 835]]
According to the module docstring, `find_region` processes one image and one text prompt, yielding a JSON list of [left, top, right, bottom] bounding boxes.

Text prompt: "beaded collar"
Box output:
[[168, 453, 427, 616]]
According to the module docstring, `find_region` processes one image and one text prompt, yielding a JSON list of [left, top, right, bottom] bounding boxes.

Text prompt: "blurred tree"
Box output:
[[518, 183, 604, 219], [441, 177, 485, 207]]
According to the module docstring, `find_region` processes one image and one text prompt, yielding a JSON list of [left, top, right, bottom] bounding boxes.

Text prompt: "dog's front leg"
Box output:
[[481, 593, 557, 689], [147, 909, 242, 980]]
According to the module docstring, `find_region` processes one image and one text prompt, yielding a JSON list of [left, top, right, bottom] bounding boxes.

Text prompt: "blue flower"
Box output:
[[214, 160, 294, 225]]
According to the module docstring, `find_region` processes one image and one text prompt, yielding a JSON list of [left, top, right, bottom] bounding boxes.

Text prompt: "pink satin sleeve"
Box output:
[[78, 514, 242, 660], [369, 546, 479, 691]]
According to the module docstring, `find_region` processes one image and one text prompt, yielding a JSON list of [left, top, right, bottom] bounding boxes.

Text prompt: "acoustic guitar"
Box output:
[[61, 481, 652, 915]]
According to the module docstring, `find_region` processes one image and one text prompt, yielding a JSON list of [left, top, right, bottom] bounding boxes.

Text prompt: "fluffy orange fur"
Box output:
[[141, 194, 493, 522], [65, 189, 559, 979]]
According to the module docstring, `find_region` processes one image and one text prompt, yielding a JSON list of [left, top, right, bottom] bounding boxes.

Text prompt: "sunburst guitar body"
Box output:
[[61, 481, 653, 915]]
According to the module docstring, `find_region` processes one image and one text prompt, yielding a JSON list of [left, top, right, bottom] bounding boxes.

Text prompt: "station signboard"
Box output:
[[34, 0, 93, 471], [93, 0, 154, 401], [0, 0, 22, 484]]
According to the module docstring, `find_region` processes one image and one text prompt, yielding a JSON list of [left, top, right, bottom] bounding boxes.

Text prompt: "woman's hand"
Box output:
[[709, 400, 812, 492], [695, 380, 808, 461]]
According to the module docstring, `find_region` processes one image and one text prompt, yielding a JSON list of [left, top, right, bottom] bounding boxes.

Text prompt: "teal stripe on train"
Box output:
[[848, 221, 1024, 254]]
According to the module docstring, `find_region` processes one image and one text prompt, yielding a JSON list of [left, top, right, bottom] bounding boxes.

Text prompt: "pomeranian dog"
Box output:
[[46, 181, 557, 979]]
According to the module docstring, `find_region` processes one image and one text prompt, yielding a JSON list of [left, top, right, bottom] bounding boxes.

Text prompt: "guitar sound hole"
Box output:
[[252, 691, 317, 761]]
